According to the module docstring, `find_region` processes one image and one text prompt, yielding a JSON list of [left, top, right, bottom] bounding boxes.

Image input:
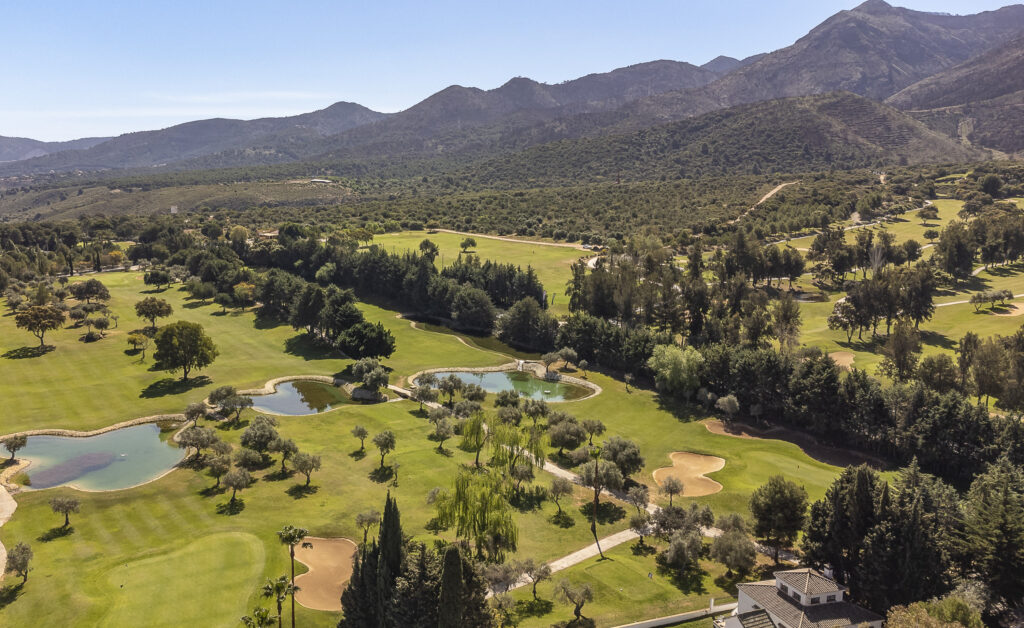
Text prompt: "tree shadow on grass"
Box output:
[[284, 334, 336, 361], [514, 598, 554, 619], [286, 484, 319, 499], [181, 301, 208, 310], [199, 485, 227, 498], [549, 511, 576, 528], [631, 540, 657, 556], [349, 449, 367, 461], [253, 313, 286, 330], [216, 498, 246, 515], [713, 570, 750, 596], [920, 330, 956, 351], [264, 468, 294, 482], [37, 526, 74, 542], [0, 583, 24, 610], [140, 376, 211, 399], [580, 501, 626, 525], [656, 560, 708, 595], [369, 466, 394, 484], [551, 618, 596, 628], [3, 345, 55, 360]]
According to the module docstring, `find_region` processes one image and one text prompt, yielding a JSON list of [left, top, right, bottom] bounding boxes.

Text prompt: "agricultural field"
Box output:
[[0, 271, 854, 627]]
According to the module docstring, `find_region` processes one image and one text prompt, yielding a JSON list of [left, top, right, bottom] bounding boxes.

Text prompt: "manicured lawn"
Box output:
[[785, 199, 959, 252], [511, 540, 746, 628], [0, 273, 506, 434], [373, 230, 587, 315]]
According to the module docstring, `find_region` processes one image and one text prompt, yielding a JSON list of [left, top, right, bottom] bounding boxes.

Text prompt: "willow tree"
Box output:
[[434, 472, 518, 561], [490, 424, 545, 495]]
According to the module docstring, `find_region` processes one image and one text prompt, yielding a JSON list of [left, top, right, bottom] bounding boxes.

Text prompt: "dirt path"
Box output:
[[0, 484, 17, 581], [729, 181, 799, 224]]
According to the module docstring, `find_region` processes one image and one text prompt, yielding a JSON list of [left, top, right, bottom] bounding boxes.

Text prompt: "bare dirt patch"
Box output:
[[702, 419, 888, 469], [294, 537, 357, 612], [652, 452, 725, 497], [828, 351, 855, 369], [994, 303, 1024, 317]]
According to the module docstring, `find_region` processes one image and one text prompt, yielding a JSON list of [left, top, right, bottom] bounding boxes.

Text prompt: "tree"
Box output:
[[878, 320, 921, 382], [711, 528, 757, 576], [550, 476, 574, 516], [580, 459, 623, 558], [660, 476, 684, 507], [520, 558, 552, 600], [70, 278, 110, 303], [578, 359, 589, 377], [361, 367, 389, 395], [435, 472, 518, 561], [207, 455, 230, 488], [351, 425, 368, 451], [581, 419, 605, 445], [240, 415, 280, 457], [827, 298, 859, 342], [971, 337, 1006, 407], [143, 269, 171, 290], [923, 228, 939, 243], [372, 431, 396, 469], [460, 237, 476, 252], [177, 425, 218, 457], [270, 438, 299, 473], [960, 457, 1024, 607], [630, 511, 653, 546], [277, 525, 312, 628], [626, 485, 649, 515], [153, 321, 218, 381], [647, 344, 703, 400], [134, 296, 173, 329], [749, 475, 808, 563], [355, 509, 381, 545], [980, 173, 1003, 196], [772, 294, 802, 353], [223, 468, 253, 504], [2, 434, 27, 462], [918, 354, 959, 394], [662, 529, 704, 573], [600, 436, 645, 479], [49, 495, 80, 528], [548, 419, 587, 456], [437, 546, 464, 628], [460, 412, 488, 468], [554, 579, 593, 621], [291, 452, 321, 486], [438, 374, 463, 406], [337, 321, 396, 359], [5, 541, 32, 583], [541, 351, 560, 372], [411, 384, 438, 411], [14, 304, 65, 346], [716, 394, 740, 422], [262, 575, 297, 628], [450, 286, 496, 333]]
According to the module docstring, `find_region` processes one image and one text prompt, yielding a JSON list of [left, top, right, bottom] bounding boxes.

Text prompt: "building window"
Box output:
[[811, 597, 820, 604], [791, 591, 800, 601], [780, 584, 788, 594], [826, 594, 836, 602]]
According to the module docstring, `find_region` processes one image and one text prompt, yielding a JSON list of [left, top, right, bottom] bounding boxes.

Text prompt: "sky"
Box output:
[[1, 0, 1015, 141]]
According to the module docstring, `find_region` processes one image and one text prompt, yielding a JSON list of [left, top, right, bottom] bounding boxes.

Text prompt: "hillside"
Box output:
[[0, 135, 109, 163], [468, 92, 988, 185]]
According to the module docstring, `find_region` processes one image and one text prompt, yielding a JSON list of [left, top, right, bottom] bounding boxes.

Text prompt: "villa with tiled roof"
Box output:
[[716, 568, 883, 628]]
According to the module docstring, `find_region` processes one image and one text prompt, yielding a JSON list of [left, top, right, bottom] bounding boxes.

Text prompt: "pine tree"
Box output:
[[437, 546, 464, 628], [458, 552, 494, 628], [340, 542, 380, 628], [960, 458, 1024, 605], [388, 544, 440, 627]]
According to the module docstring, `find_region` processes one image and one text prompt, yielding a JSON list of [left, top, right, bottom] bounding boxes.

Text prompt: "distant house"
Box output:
[[717, 568, 883, 628], [309, 178, 331, 184]]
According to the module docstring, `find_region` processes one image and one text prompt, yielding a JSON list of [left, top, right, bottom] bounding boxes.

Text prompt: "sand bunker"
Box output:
[[828, 351, 855, 369], [294, 537, 357, 611], [652, 452, 725, 497], [995, 304, 1024, 317]]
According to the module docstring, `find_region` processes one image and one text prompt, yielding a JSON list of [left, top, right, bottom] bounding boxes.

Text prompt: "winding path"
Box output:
[[0, 483, 15, 580], [729, 181, 799, 224]]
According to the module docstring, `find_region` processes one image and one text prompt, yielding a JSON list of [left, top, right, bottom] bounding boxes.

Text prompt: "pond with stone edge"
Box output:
[[248, 380, 358, 415], [425, 370, 592, 402]]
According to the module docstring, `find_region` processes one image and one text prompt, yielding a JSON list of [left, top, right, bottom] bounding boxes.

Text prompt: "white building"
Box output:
[[718, 568, 883, 628]]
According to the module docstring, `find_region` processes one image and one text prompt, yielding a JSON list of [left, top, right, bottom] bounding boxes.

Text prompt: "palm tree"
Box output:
[[277, 525, 312, 628], [261, 575, 298, 628], [240, 606, 277, 627]]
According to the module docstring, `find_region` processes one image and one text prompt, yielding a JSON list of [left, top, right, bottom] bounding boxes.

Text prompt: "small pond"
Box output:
[[249, 380, 354, 415], [430, 370, 591, 402], [19, 423, 185, 491]]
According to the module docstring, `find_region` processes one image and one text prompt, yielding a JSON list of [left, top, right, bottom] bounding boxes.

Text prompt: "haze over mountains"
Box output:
[[2, 0, 1022, 179]]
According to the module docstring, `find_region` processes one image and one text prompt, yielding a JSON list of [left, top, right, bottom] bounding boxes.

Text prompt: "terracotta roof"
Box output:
[[775, 568, 844, 596], [737, 582, 883, 628], [737, 609, 777, 628]]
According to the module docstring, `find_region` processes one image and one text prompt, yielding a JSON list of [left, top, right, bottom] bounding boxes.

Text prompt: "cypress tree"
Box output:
[[340, 542, 380, 628], [389, 543, 440, 627], [376, 493, 404, 626], [458, 552, 494, 628], [437, 546, 464, 628], [961, 458, 1024, 605]]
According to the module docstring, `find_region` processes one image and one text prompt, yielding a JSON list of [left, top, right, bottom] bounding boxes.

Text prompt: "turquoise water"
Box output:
[[20, 423, 185, 491], [249, 380, 353, 415], [434, 370, 589, 401]]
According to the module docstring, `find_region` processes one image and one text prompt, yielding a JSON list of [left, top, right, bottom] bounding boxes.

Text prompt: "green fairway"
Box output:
[[511, 541, 745, 628], [785, 200, 959, 252], [101, 532, 265, 627], [373, 230, 587, 315], [0, 273, 506, 434]]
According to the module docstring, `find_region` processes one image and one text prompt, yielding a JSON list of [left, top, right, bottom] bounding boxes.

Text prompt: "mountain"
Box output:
[[700, 54, 766, 75], [0, 136, 109, 163], [886, 34, 1024, 154], [468, 92, 989, 186], [623, 1, 1024, 125], [1, 102, 388, 174]]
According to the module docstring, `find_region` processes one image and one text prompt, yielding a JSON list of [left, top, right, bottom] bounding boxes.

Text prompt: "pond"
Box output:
[[249, 380, 354, 415], [431, 370, 591, 402], [19, 423, 185, 491]]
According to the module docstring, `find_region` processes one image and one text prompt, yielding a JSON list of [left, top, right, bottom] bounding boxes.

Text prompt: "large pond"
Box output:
[[19, 423, 185, 491], [249, 380, 354, 415], [432, 370, 591, 402]]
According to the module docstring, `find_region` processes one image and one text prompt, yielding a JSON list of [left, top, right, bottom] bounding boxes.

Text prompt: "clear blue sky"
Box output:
[[1, 0, 1014, 141]]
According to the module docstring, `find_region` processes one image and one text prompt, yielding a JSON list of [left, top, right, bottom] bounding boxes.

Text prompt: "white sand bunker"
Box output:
[[829, 351, 855, 369], [294, 537, 358, 612], [995, 303, 1024, 317], [652, 452, 726, 497]]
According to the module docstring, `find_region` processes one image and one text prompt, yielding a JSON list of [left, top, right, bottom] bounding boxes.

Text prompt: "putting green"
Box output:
[[101, 532, 265, 627]]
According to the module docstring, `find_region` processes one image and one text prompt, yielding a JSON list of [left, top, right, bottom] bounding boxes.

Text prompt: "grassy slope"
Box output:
[[373, 230, 586, 316]]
